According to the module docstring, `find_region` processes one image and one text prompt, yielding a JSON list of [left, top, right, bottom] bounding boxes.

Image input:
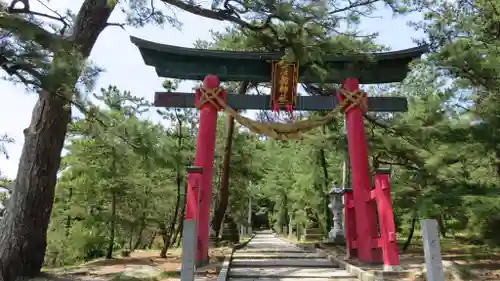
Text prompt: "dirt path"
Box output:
[[43, 247, 231, 281]]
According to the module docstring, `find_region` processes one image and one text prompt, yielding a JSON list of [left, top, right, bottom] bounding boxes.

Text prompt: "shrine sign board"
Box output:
[[270, 61, 298, 111]]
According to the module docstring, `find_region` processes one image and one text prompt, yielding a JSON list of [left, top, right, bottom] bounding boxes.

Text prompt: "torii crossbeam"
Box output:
[[154, 92, 408, 112]]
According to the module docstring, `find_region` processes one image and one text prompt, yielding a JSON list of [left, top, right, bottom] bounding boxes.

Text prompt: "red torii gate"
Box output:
[[130, 36, 427, 270]]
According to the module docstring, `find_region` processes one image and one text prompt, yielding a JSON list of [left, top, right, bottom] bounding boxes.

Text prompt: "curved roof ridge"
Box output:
[[130, 36, 429, 62]]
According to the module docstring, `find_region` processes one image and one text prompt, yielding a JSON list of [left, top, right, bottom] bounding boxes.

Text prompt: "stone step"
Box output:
[[237, 249, 305, 253], [243, 248, 305, 252], [228, 277, 358, 281], [232, 252, 326, 259], [229, 268, 356, 279], [246, 241, 292, 244], [247, 243, 292, 246], [247, 240, 293, 242], [231, 258, 337, 268]]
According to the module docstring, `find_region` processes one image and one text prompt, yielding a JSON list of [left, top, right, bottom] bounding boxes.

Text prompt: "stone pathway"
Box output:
[[229, 231, 358, 281]]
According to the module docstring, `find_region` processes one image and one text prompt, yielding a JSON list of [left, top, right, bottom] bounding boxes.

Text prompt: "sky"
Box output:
[[0, 1, 424, 179]]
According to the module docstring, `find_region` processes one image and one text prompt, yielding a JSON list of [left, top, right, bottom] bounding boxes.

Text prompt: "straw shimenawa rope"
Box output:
[[196, 87, 367, 140]]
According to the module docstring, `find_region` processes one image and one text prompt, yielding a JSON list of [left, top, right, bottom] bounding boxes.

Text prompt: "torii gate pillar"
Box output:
[[338, 78, 381, 263], [191, 75, 226, 265]]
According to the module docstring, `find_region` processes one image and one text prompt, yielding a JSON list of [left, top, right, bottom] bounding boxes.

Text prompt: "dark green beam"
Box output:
[[154, 92, 408, 112]]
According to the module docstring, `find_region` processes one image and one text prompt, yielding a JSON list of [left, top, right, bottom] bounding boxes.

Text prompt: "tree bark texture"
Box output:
[[0, 1, 115, 279], [0, 90, 70, 280]]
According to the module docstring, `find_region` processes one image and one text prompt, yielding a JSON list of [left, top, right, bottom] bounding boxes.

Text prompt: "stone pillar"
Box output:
[[181, 167, 202, 281], [421, 219, 445, 281], [337, 78, 378, 263], [327, 184, 345, 244], [193, 75, 226, 265]]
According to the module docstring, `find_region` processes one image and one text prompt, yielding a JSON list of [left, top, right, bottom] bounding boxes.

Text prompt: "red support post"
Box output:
[[192, 74, 226, 265], [343, 191, 357, 258], [337, 78, 378, 263], [185, 168, 203, 221], [374, 169, 401, 270]]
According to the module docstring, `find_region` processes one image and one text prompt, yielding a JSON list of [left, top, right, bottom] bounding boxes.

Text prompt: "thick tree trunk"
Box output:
[[212, 82, 249, 237], [0, 1, 115, 279], [0, 90, 70, 279]]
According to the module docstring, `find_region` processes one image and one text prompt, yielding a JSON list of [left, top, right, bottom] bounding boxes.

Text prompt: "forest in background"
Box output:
[[1, 0, 500, 278]]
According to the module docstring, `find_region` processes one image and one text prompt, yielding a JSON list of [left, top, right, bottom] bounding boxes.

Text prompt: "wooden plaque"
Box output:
[[270, 61, 299, 109]]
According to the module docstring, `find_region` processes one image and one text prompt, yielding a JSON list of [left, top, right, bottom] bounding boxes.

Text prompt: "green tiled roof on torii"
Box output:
[[130, 36, 428, 84]]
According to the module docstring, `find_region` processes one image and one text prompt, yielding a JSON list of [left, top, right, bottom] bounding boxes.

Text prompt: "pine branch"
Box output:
[[106, 22, 126, 30], [0, 11, 67, 51], [161, 0, 291, 46], [329, 0, 380, 15], [7, 0, 69, 25], [8, 7, 68, 25]]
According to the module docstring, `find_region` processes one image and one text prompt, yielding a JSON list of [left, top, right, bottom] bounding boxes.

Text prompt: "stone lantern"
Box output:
[[327, 182, 345, 244]]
